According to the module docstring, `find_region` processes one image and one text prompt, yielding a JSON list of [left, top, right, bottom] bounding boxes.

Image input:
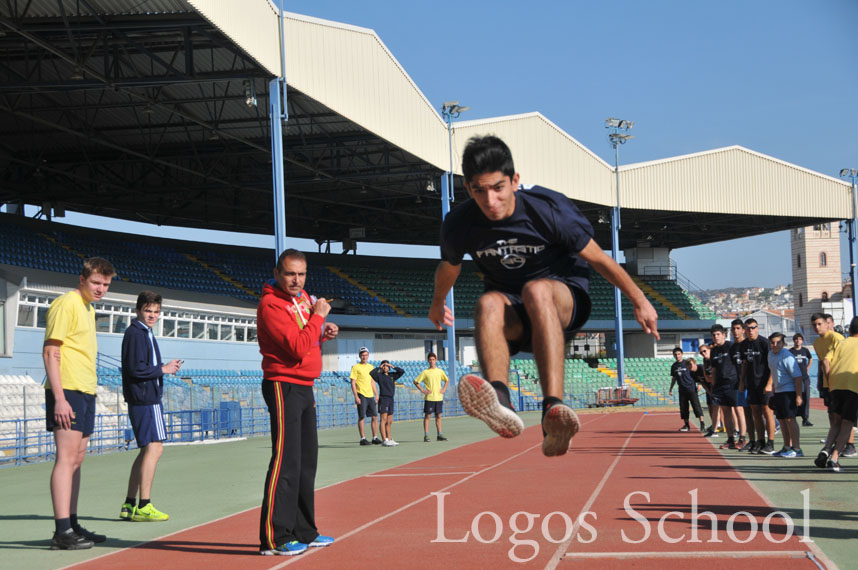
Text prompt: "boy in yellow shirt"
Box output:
[[414, 353, 449, 442]]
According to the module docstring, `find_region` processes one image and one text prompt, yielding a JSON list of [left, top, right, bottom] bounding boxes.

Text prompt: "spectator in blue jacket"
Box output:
[[120, 291, 182, 522]]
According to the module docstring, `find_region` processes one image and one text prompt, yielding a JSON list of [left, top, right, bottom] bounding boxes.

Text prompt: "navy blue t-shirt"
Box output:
[[710, 340, 739, 386], [440, 185, 594, 294], [670, 360, 697, 393]]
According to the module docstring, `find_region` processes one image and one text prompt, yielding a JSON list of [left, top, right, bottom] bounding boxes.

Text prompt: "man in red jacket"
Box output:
[[257, 249, 339, 556]]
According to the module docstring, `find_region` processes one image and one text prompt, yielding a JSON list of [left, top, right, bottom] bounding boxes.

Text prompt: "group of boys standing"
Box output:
[[348, 347, 449, 446], [670, 313, 857, 469]]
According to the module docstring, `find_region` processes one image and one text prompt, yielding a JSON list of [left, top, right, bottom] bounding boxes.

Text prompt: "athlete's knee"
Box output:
[[475, 292, 507, 321]]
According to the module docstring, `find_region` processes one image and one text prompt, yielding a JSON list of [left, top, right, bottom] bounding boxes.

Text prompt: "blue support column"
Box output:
[[269, 79, 287, 259], [851, 178, 858, 317], [440, 173, 457, 388]]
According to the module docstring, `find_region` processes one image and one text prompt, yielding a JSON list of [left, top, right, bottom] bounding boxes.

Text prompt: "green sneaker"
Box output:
[[131, 503, 170, 522], [120, 503, 134, 520]]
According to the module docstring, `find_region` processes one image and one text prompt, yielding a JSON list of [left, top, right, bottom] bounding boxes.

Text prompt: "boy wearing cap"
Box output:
[[371, 360, 405, 446], [350, 347, 380, 445]]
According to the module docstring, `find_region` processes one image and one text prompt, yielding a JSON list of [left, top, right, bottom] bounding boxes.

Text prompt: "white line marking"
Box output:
[[364, 472, 477, 477], [563, 550, 810, 559], [543, 412, 646, 570]]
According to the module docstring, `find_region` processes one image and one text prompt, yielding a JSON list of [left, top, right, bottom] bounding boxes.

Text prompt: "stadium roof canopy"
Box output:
[[0, 0, 852, 252]]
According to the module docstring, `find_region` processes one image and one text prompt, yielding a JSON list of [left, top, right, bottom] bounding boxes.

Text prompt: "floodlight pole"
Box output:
[[842, 168, 858, 317], [440, 102, 469, 386], [606, 118, 634, 389], [270, 0, 289, 260]]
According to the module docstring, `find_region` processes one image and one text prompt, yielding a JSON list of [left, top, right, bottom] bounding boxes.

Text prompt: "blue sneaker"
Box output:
[[780, 449, 797, 458], [309, 534, 335, 547], [260, 540, 308, 556], [772, 446, 790, 457], [792, 448, 804, 457]]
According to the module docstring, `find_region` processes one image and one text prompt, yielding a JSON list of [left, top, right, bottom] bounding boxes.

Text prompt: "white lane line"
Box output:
[[563, 550, 810, 559], [543, 412, 647, 570], [364, 472, 477, 477]]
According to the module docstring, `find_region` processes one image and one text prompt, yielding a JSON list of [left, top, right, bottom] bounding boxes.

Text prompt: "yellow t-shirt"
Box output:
[[827, 336, 858, 394], [414, 368, 448, 402], [44, 290, 98, 394], [350, 362, 376, 397], [813, 330, 845, 389]]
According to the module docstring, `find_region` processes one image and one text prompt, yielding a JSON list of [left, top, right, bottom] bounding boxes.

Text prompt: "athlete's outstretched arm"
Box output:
[[578, 239, 660, 339], [428, 261, 461, 330]]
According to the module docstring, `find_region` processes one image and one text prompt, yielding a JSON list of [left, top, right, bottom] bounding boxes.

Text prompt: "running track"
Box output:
[[68, 410, 835, 569]]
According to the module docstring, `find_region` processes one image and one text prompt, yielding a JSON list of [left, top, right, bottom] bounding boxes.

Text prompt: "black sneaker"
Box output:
[[73, 526, 106, 543], [737, 439, 751, 452], [760, 442, 775, 455], [814, 449, 829, 468], [802, 420, 814, 427], [679, 425, 690, 432], [703, 427, 716, 438], [359, 438, 370, 446], [423, 435, 431, 442], [50, 529, 94, 550], [842, 443, 857, 458], [437, 435, 448, 441], [371, 437, 383, 445], [828, 458, 842, 472], [753, 441, 766, 454]]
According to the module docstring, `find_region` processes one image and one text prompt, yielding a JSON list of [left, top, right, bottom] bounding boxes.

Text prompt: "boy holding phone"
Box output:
[[120, 291, 182, 522]]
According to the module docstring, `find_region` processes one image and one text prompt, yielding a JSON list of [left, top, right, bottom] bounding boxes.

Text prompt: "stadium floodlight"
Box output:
[[438, 99, 471, 389], [604, 116, 635, 389], [244, 80, 257, 108]]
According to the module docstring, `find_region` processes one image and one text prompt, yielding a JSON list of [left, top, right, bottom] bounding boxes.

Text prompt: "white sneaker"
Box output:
[[542, 403, 580, 457], [389, 439, 399, 446], [382, 439, 395, 447], [457, 374, 524, 438]]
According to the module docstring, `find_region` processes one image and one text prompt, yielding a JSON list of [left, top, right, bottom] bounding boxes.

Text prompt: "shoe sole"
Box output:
[[260, 549, 307, 556], [458, 375, 524, 438], [50, 542, 94, 551], [541, 404, 580, 457], [815, 452, 829, 468], [131, 515, 169, 522]]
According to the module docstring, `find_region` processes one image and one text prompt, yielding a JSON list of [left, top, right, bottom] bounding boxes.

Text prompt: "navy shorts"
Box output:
[[499, 283, 592, 355], [711, 384, 738, 407], [128, 403, 167, 447], [357, 394, 378, 419], [771, 391, 798, 420], [737, 389, 748, 407], [829, 389, 858, 424], [423, 401, 444, 416], [45, 389, 96, 436], [378, 395, 394, 415]]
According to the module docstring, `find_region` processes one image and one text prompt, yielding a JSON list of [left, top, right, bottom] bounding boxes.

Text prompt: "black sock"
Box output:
[[767, 439, 774, 447], [125, 497, 137, 507], [55, 517, 71, 534], [139, 499, 150, 509], [490, 381, 514, 411], [70, 514, 80, 530]]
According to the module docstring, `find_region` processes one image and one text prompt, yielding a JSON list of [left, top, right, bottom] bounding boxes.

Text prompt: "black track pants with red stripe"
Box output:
[[259, 380, 319, 549]]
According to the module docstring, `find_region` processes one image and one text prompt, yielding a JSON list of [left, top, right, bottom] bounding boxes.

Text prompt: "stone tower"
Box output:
[[791, 223, 842, 335]]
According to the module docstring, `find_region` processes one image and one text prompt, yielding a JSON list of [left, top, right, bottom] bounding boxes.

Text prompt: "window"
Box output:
[[820, 252, 827, 267], [822, 291, 829, 302], [162, 319, 176, 337], [799, 293, 803, 307], [17, 305, 35, 327], [797, 254, 801, 268]]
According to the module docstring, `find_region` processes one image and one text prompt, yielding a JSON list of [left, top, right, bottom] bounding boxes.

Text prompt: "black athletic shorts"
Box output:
[[747, 385, 768, 406], [711, 384, 738, 407], [500, 283, 592, 355], [45, 389, 96, 436], [356, 394, 378, 419], [829, 389, 858, 424], [423, 401, 444, 416], [378, 395, 394, 415], [771, 391, 798, 420]]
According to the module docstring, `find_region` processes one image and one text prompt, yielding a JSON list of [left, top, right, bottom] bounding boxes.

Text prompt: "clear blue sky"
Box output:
[[10, 1, 857, 290]]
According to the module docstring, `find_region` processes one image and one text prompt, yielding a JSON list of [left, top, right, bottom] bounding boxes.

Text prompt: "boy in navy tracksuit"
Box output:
[[120, 291, 182, 522]]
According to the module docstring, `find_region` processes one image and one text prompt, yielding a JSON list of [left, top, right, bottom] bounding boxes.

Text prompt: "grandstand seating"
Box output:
[[0, 215, 716, 321]]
